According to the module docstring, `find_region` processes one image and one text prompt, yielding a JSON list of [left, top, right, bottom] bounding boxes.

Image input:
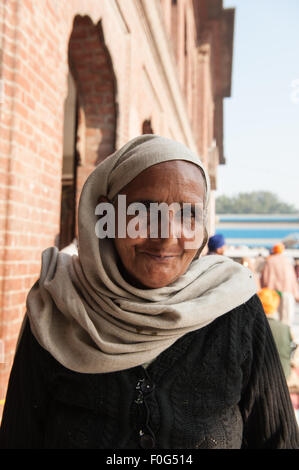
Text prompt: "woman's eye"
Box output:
[[181, 209, 196, 218]]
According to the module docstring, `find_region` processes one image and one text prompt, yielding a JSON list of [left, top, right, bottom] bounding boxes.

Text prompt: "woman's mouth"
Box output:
[[140, 252, 180, 263]]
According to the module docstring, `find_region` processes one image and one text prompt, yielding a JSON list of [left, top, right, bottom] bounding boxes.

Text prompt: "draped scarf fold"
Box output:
[[25, 135, 257, 373]]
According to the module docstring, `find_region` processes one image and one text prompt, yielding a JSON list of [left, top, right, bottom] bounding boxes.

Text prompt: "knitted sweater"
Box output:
[[0, 294, 298, 449]]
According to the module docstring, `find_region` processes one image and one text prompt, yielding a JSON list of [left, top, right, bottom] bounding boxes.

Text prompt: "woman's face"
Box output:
[[113, 160, 206, 288]]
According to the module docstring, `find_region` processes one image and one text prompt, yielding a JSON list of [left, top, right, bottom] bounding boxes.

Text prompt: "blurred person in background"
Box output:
[[258, 288, 295, 382], [207, 234, 226, 255], [261, 243, 299, 326], [254, 251, 266, 283]]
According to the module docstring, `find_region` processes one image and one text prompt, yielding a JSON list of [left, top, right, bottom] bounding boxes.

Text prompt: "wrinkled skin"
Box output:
[[109, 160, 206, 288]]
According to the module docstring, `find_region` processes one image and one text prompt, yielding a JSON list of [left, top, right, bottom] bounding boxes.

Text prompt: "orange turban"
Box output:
[[258, 288, 280, 315], [272, 243, 285, 254]]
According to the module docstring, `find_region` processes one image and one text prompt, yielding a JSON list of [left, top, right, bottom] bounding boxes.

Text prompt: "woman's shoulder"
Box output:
[[209, 293, 265, 334], [193, 293, 267, 361], [232, 293, 263, 315], [180, 294, 265, 365]]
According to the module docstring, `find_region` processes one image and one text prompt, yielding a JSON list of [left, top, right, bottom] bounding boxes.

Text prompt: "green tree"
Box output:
[[216, 191, 298, 214]]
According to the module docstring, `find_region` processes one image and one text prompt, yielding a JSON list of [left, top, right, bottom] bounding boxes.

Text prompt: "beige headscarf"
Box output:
[[25, 135, 257, 373]]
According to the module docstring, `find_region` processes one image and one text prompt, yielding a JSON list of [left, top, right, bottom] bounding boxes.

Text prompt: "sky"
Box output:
[[216, 0, 299, 209]]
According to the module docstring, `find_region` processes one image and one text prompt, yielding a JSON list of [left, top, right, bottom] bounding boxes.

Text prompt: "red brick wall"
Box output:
[[0, 0, 66, 412]]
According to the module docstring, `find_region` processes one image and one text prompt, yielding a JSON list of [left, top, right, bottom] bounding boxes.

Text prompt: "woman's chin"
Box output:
[[134, 269, 180, 289]]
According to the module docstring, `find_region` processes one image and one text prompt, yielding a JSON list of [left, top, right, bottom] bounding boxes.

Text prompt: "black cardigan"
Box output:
[[0, 294, 298, 449]]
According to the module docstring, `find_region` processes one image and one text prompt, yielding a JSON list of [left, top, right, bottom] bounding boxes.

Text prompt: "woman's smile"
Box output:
[[138, 251, 181, 263]]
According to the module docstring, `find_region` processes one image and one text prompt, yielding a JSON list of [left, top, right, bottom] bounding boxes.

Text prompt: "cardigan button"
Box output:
[[140, 382, 154, 394], [140, 434, 155, 449]]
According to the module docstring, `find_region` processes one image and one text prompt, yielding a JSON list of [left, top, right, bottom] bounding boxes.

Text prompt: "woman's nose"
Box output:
[[149, 211, 183, 241]]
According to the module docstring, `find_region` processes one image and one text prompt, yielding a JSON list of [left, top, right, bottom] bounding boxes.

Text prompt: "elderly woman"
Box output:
[[0, 135, 298, 449]]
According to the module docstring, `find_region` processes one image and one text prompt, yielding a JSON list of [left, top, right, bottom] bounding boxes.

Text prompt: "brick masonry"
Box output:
[[0, 0, 234, 416]]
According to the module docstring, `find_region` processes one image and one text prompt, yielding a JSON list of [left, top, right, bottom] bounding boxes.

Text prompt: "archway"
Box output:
[[59, 15, 117, 249]]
